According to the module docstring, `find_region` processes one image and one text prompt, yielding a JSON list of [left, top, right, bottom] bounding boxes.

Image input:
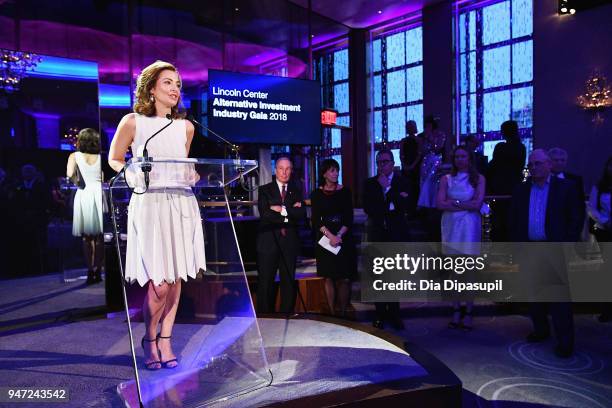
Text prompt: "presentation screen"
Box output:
[[207, 70, 321, 145]]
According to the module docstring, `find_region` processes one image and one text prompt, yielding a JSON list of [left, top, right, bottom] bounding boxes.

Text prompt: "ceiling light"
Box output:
[[377, 10, 382, 14], [561, 7, 567, 12], [569, 8, 576, 14]]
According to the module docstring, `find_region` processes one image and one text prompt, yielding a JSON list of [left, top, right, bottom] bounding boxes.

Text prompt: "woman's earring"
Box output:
[[150, 95, 155, 102]]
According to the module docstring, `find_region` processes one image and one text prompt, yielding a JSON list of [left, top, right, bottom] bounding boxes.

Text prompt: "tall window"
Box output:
[[313, 46, 350, 181], [456, 0, 533, 155], [369, 23, 423, 168]]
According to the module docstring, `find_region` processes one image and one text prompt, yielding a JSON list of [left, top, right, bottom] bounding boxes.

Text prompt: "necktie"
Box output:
[[281, 184, 287, 237]]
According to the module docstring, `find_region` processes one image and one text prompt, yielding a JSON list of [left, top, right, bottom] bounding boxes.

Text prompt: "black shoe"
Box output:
[[93, 268, 103, 283], [526, 332, 550, 343], [554, 345, 573, 358], [86, 270, 95, 285], [372, 320, 384, 329]]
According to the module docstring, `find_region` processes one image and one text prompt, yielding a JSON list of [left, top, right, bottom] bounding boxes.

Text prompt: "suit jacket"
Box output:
[[362, 171, 412, 242], [487, 141, 526, 195], [557, 172, 586, 220], [257, 179, 305, 253], [562, 172, 584, 196], [510, 176, 584, 242]]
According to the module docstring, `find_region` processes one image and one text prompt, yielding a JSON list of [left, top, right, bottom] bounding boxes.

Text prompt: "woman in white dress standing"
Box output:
[[67, 128, 104, 284], [437, 145, 485, 330], [108, 60, 206, 370]]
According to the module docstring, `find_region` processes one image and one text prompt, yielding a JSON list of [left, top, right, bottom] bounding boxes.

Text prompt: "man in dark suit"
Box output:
[[487, 120, 527, 242], [363, 149, 414, 330], [510, 149, 584, 357], [400, 120, 422, 206], [465, 134, 488, 176], [256, 157, 305, 315], [548, 147, 585, 211]]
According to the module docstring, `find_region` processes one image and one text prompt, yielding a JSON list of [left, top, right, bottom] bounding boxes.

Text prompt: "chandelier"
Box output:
[[0, 49, 42, 93], [577, 72, 612, 125], [62, 127, 80, 150]]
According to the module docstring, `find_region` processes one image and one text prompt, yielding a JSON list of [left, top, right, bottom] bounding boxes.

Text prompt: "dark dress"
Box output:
[[311, 187, 356, 280]]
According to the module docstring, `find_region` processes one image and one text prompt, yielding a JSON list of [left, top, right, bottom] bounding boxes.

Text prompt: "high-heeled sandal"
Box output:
[[141, 336, 161, 370], [156, 334, 178, 369]]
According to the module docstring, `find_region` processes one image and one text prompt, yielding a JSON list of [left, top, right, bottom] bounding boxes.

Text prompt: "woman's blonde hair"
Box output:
[[133, 60, 185, 119]]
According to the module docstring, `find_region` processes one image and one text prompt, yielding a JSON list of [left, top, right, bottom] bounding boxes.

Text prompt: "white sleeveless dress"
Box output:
[[72, 152, 103, 236], [125, 114, 206, 286], [441, 172, 481, 255]]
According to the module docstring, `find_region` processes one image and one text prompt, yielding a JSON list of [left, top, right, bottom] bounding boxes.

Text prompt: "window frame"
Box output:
[[455, 0, 534, 148]]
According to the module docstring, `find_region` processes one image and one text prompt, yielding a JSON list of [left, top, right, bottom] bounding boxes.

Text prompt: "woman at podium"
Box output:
[[108, 60, 206, 370]]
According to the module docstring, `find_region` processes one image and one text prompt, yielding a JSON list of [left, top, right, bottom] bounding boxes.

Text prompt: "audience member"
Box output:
[[363, 149, 412, 330], [311, 159, 356, 317], [437, 146, 485, 330], [400, 120, 422, 209], [487, 120, 526, 241], [256, 157, 306, 315], [587, 156, 612, 322], [510, 149, 584, 357], [417, 115, 449, 241], [548, 147, 586, 215], [464, 134, 488, 175]]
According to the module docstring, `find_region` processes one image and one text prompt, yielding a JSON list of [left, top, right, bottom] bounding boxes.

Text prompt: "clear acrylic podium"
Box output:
[[109, 157, 271, 407]]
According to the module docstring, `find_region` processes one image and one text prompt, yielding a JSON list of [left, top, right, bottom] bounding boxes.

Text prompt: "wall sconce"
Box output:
[[577, 72, 612, 125]]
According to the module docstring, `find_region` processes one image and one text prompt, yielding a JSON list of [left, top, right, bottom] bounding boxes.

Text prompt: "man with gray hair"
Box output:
[[256, 156, 305, 315], [510, 149, 584, 357]]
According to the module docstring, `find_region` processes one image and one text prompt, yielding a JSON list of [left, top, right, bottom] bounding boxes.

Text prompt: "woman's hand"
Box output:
[[186, 164, 200, 186], [329, 234, 343, 247]]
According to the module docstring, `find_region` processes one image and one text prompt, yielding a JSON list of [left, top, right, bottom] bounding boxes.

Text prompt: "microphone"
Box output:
[[142, 113, 173, 189], [186, 115, 240, 161]]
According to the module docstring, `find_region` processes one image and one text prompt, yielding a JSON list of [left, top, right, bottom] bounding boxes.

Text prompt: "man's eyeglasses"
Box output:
[[376, 159, 393, 166]]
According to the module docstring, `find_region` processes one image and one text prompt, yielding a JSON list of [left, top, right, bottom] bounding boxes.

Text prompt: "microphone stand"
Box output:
[[141, 113, 174, 191], [187, 115, 241, 161]]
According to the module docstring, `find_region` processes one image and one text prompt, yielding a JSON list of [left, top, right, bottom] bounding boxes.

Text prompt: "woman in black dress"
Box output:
[[311, 159, 355, 317]]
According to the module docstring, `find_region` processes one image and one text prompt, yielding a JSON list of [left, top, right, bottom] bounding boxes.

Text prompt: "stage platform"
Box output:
[[223, 316, 461, 407], [116, 316, 461, 407]]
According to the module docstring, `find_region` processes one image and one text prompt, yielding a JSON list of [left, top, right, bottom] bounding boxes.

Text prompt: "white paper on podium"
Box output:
[[318, 236, 341, 255]]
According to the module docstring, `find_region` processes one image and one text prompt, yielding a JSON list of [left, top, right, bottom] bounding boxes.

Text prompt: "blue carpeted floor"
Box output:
[[0, 275, 611, 407]]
